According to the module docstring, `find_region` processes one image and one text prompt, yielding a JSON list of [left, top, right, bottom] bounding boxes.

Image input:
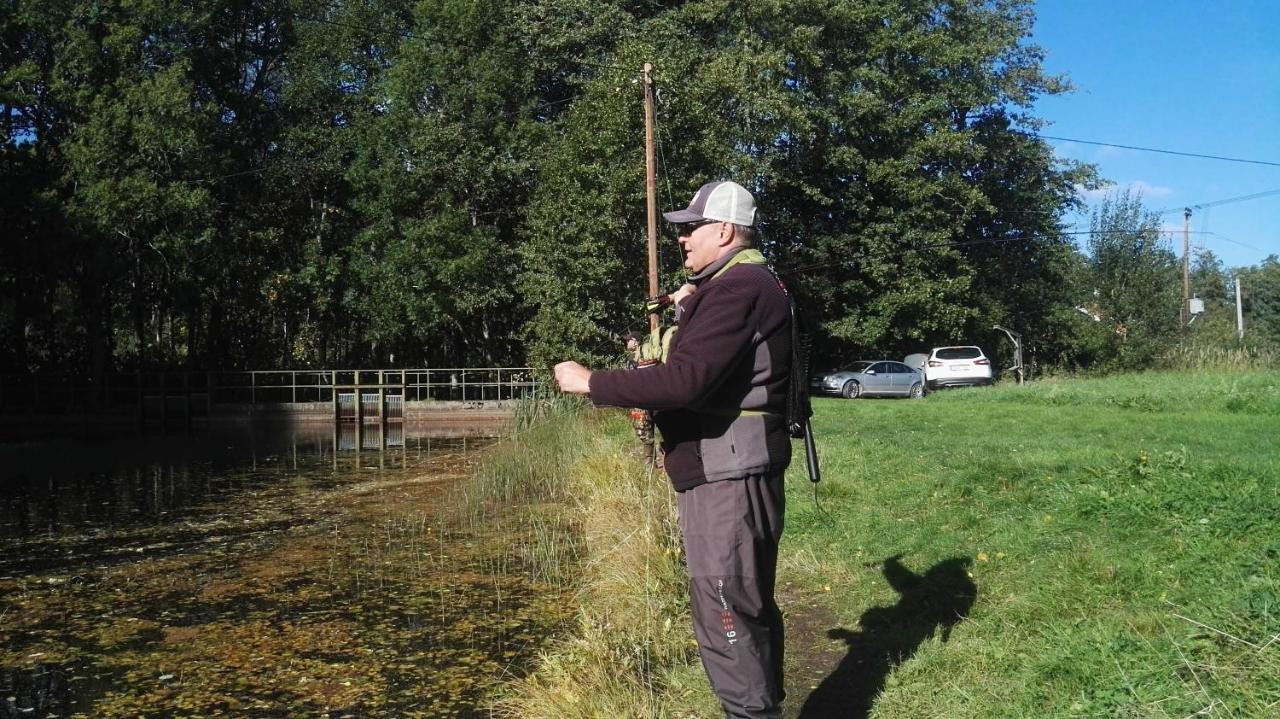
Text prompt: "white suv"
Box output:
[[909, 346, 992, 389]]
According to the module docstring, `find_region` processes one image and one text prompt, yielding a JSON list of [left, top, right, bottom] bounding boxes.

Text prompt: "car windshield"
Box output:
[[847, 362, 874, 372], [936, 347, 982, 360]]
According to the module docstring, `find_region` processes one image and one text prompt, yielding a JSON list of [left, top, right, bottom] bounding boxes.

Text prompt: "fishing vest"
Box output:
[[646, 248, 769, 363]]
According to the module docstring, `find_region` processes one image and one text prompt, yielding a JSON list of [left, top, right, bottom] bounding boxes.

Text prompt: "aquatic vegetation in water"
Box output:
[[0, 433, 577, 718]]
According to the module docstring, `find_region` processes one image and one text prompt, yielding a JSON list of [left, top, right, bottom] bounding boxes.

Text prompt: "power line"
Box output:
[[1154, 187, 1280, 215], [1031, 132, 1280, 168], [1202, 231, 1271, 256]]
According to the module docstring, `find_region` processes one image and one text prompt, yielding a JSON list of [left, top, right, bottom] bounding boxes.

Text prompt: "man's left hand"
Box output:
[[554, 361, 592, 396]]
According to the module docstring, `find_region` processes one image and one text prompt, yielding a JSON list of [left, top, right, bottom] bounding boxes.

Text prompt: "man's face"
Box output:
[[626, 338, 639, 351], [678, 220, 726, 273]]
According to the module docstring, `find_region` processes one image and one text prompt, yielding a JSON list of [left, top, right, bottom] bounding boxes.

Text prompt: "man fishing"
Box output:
[[554, 180, 792, 719]]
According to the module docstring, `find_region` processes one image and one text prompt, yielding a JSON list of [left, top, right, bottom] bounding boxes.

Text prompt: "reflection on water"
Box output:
[[0, 421, 491, 545], [0, 420, 576, 718]]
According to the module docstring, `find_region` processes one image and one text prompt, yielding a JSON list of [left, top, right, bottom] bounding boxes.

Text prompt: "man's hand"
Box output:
[[671, 282, 697, 307], [554, 361, 593, 396]]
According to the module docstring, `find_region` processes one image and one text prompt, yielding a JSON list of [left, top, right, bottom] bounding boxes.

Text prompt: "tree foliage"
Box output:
[[1081, 189, 1181, 369], [1238, 256, 1280, 349], [2, 0, 1265, 377]]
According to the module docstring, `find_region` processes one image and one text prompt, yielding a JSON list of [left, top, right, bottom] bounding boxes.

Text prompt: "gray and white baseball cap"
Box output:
[[663, 180, 757, 227]]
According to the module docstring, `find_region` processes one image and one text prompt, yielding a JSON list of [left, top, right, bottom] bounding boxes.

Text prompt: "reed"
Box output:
[[1158, 342, 1279, 370], [460, 397, 709, 718]]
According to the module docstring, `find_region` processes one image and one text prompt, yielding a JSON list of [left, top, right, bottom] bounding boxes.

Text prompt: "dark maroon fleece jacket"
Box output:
[[588, 249, 793, 491]]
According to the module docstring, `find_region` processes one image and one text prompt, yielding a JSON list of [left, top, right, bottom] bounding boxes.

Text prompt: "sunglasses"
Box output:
[[679, 219, 722, 233]]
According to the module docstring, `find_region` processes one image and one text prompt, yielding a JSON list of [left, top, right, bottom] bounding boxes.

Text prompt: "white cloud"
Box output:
[[1092, 144, 1131, 161], [1074, 180, 1173, 202], [1130, 180, 1174, 198], [1052, 141, 1084, 159]]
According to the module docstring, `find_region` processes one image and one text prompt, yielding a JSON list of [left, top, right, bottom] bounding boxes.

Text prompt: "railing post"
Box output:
[[356, 375, 364, 453], [378, 370, 385, 423], [356, 371, 364, 421], [292, 370, 297, 404], [250, 371, 256, 406]]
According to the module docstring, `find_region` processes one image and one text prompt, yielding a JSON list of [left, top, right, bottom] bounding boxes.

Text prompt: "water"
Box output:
[[0, 421, 575, 718]]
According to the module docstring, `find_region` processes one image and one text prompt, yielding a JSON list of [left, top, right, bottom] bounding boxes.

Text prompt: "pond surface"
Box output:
[[0, 421, 575, 718]]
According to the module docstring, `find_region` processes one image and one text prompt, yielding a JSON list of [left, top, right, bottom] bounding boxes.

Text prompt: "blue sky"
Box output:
[[1031, 0, 1280, 271]]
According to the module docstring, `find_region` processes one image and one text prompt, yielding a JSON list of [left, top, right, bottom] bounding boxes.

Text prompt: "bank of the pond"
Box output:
[[478, 406, 721, 718], [503, 371, 1280, 719]]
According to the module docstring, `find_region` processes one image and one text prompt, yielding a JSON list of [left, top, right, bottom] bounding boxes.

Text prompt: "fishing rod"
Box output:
[[640, 62, 820, 487]]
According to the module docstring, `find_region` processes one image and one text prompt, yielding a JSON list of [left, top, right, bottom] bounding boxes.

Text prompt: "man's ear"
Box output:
[[718, 222, 735, 247]]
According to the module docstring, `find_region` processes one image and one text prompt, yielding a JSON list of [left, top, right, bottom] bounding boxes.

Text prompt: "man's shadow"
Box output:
[[798, 555, 978, 719]]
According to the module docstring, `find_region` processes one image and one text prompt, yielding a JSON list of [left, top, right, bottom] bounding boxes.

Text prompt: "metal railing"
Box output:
[[0, 368, 537, 413]]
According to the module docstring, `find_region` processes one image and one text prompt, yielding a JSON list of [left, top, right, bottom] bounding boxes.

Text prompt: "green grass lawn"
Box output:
[[782, 371, 1280, 718]]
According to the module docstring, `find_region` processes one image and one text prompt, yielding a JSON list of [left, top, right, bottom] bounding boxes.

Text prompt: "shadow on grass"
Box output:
[[798, 555, 978, 719]]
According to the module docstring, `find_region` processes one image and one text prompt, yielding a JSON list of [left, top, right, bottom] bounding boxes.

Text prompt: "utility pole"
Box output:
[[643, 63, 659, 334], [1182, 207, 1192, 329], [1236, 275, 1245, 341]]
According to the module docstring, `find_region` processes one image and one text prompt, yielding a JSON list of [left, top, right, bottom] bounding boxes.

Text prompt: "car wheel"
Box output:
[[841, 380, 861, 399], [908, 382, 924, 399]]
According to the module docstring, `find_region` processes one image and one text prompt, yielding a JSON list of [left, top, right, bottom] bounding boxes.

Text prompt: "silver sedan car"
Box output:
[[810, 361, 926, 399]]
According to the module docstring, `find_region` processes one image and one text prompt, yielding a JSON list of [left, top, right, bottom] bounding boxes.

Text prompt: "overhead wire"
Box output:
[[1154, 187, 1280, 215], [1202, 232, 1270, 256], [1030, 132, 1280, 168]]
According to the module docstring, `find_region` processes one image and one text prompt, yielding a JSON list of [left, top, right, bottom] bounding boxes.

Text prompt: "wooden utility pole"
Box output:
[[643, 63, 659, 334], [1182, 207, 1192, 329]]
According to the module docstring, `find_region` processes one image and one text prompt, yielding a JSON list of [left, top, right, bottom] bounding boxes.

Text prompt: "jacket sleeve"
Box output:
[[589, 283, 756, 410]]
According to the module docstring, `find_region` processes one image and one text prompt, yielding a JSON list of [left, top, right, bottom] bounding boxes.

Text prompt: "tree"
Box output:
[[517, 0, 1095, 368], [1084, 189, 1180, 369], [1238, 256, 1280, 349], [1, 0, 1105, 376]]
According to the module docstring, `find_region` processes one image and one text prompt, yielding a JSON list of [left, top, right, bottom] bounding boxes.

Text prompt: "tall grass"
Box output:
[[492, 420, 704, 718], [1158, 343, 1279, 371], [456, 392, 711, 717]]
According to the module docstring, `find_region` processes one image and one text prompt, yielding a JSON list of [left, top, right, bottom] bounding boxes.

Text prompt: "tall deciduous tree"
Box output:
[[518, 0, 1095, 368], [1238, 256, 1280, 349], [1084, 189, 1180, 368]]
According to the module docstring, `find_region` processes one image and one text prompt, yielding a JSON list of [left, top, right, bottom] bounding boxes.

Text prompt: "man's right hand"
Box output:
[[554, 361, 593, 396]]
